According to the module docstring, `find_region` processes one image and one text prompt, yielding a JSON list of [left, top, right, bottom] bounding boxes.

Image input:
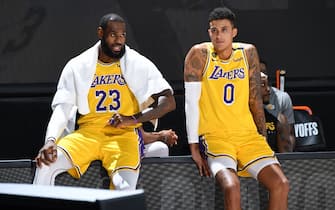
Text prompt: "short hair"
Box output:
[[259, 59, 268, 73], [99, 13, 125, 30], [260, 59, 267, 66], [208, 7, 236, 27]]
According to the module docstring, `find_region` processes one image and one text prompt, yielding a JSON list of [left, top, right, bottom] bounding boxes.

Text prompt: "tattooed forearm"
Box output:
[[247, 45, 266, 136], [278, 125, 291, 152], [184, 44, 207, 82], [248, 47, 258, 72]]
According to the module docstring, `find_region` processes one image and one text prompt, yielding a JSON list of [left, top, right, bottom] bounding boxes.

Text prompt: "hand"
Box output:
[[190, 143, 211, 177], [35, 140, 57, 167], [158, 129, 178, 147], [108, 113, 138, 128]]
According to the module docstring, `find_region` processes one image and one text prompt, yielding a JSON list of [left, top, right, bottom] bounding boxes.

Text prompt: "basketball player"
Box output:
[[184, 6, 289, 210], [264, 109, 292, 153], [261, 72, 294, 152], [260, 62, 296, 151], [33, 13, 176, 190]]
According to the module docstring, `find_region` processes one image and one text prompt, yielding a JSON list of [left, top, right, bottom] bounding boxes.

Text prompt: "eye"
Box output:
[[110, 32, 126, 38], [120, 33, 126, 38], [210, 28, 217, 33]]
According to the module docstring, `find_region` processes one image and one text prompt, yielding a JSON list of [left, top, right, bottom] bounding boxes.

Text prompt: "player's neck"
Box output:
[[216, 48, 233, 60]]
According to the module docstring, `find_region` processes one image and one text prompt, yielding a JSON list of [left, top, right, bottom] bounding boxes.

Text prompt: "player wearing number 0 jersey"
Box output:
[[198, 42, 278, 177], [184, 7, 289, 210]]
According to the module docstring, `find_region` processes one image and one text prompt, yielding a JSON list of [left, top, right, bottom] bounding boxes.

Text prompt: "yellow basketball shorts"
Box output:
[[200, 131, 277, 177], [56, 126, 144, 179]]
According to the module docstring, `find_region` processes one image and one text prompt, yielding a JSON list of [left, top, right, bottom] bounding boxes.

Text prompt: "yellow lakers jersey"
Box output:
[[77, 61, 140, 128], [199, 42, 258, 135]]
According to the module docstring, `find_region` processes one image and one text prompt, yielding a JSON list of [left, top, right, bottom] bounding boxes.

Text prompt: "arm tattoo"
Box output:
[[184, 46, 207, 82], [247, 45, 267, 136]]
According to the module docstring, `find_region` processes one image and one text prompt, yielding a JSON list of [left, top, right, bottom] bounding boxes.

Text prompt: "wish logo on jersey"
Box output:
[[91, 74, 126, 87], [209, 65, 245, 80]]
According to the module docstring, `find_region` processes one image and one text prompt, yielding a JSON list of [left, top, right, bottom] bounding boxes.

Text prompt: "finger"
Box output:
[[115, 119, 124, 128], [108, 117, 115, 125], [42, 150, 55, 165], [108, 113, 119, 125], [199, 166, 204, 177], [40, 152, 51, 165], [45, 149, 54, 162], [52, 148, 57, 161], [35, 157, 42, 168], [196, 162, 204, 177], [204, 168, 211, 177], [204, 163, 212, 177], [40, 156, 50, 166]]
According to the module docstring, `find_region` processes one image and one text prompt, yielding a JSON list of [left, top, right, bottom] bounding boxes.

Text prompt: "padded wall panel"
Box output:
[[1, 153, 335, 209], [0, 159, 33, 184]]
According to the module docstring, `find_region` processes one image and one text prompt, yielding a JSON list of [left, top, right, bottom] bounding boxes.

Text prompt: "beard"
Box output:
[[100, 38, 126, 59]]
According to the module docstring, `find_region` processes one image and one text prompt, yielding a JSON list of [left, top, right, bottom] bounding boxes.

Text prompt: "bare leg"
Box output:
[[215, 168, 242, 210], [257, 164, 289, 210]]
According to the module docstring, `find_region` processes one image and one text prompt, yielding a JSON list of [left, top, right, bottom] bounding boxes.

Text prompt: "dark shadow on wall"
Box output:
[[1, 6, 46, 54]]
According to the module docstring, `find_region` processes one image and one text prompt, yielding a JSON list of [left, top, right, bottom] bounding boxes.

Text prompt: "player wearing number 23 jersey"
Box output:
[[58, 61, 143, 182], [33, 13, 175, 191]]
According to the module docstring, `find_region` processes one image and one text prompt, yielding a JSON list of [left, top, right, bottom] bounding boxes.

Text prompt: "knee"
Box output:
[[280, 177, 290, 194], [144, 141, 169, 157], [216, 169, 241, 194], [111, 170, 139, 191], [271, 176, 290, 195], [223, 180, 241, 194]]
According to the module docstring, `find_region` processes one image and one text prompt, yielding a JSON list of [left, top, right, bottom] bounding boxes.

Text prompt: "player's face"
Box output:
[[260, 63, 267, 73], [208, 19, 237, 53], [261, 77, 271, 104], [101, 21, 126, 59]]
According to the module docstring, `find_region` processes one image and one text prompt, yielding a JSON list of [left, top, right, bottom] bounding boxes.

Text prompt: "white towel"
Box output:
[[51, 41, 173, 134]]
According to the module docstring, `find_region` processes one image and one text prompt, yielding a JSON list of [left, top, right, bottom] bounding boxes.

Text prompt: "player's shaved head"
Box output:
[[99, 13, 125, 30]]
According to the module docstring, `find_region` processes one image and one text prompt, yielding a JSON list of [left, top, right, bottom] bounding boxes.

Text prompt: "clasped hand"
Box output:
[[108, 113, 137, 128]]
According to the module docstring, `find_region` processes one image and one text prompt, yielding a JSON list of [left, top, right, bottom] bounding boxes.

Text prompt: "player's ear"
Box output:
[[97, 27, 103, 39], [232, 27, 238, 38]]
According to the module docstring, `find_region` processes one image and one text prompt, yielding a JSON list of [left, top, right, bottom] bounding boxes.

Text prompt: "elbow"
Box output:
[[169, 96, 176, 112], [155, 90, 176, 116], [164, 96, 176, 113]]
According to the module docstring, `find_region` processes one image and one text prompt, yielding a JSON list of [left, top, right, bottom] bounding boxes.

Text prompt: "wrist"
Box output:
[[46, 137, 56, 143], [159, 133, 168, 144], [132, 112, 142, 123], [131, 115, 138, 124]]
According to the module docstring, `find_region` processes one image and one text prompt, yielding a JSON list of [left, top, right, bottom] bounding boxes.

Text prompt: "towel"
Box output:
[[51, 41, 173, 135]]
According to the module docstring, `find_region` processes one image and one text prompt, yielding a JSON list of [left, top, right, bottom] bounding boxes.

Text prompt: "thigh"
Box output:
[[201, 134, 237, 158], [102, 128, 143, 175], [208, 156, 237, 177], [56, 128, 101, 177], [237, 133, 275, 177]]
